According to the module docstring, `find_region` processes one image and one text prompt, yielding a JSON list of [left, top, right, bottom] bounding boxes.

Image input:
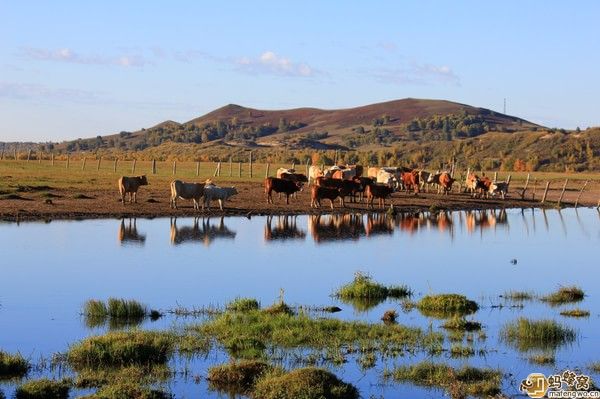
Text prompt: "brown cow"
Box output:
[[401, 171, 420, 194], [475, 176, 493, 198], [265, 177, 302, 204], [365, 183, 394, 209], [438, 172, 455, 195], [315, 177, 360, 204], [310, 185, 343, 209], [118, 175, 148, 204]]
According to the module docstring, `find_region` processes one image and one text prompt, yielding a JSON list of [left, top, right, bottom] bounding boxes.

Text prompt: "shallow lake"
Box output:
[[1, 208, 599, 398]]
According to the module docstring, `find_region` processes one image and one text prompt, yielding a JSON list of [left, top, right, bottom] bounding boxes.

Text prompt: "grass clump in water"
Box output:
[[382, 310, 398, 324], [67, 330, 174, 370], [15, 378, 70, 399], [207, 360, 273, 395], [501, 318, 576, 352], [560, 308, 590, 318], [589, 363, 600, 373], [0, 350, 30, 378], [389, 361, 501, 397], [74, 365, 171, 389], [417, 294, 479, 318], [528, 353, 555, 365], [449, 344, 475, 358], [334, 272, 411, 311], [80, 382, 170, 399], [226, 298, 260, 312], [252, 367, 359, 399], [441, 317, 482, 332], [83, 298, 158, 328], [502, 290, 534, 301], [542, 286, 585, 305]]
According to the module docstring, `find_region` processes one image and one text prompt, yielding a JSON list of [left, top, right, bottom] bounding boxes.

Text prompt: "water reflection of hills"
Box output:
[[170, 217, 236, 246], [118, 218, 146, 246], [264, 215, 306, 242], [304, 209, 509, 243]]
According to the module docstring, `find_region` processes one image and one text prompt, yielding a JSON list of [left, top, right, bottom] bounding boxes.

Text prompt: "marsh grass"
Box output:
[[441, 317, 482, 332], [502, 291, 534, 301], [67, 330, 174, 370], [559, 308, 590, 318], [193, 309, 443, 363], [417, 294, 479, 318], [501, 318, 576, 352], [207, 360, 273, 394], [542, 286, 585, 305], [449, 344, 475, 358], [389, 361, 501, 398], [589, 363, 600, 373], [83, 298, 157, 328], [335, 272, 411, 312], [81, 382, 171, 399], [74, 365, 171, 388], [528, 353, 555, 365], [226, 298, 260, 312], [0, 350, 30, 378], [15, 378, 70, 399], [382, 310, 398, 324], [252, 367, 359, 399]]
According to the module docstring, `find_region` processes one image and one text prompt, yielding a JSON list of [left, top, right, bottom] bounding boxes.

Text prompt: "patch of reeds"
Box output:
[[501, 318, 576, 352], [449, 344, 475, 358], [74, 365, 171, 389], [528, 353, 555, 365], [416, 294, 479, 318], [441, 317, 482, 332], [83, 298, 158, 328], [541, 286, 585, 305], [252, 367, 359, 399], [15, 378, 70, 399], [207, 360, 273, 395], [388, 361, 501, 398], [559, 308, 590, 318], [502, 290, 534, 301], [67, 330, 174, 370], [0, 350, 30, 378], [335, 272, 412, 300], [226, 298, 260, 312], [589, 362, 600, 374], [80, 382, 171, 399]]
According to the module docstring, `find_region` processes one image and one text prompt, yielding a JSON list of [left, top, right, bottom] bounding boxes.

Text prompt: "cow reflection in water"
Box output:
[[264, 215, 306, 242], [464, 209, 508, 234], [118, 218, 146, 246], [308, 214, 366, 243], [365, 213, 394, 237], [169, 217, 236, 246]]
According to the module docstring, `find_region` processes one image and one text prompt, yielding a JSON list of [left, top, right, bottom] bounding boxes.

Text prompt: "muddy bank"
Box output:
[[2, 180, 597, 223]]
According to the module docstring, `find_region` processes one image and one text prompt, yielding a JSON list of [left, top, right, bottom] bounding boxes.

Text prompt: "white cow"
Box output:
[[376, 169, 398, 190], [170, 180, 206, 210], [308, 165, 324, 185], [203, 185, 238, 211], [276, 168, 295, 179]]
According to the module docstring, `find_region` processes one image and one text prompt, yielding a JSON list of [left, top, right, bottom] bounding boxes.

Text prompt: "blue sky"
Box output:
[[1, 1, 599, 141]]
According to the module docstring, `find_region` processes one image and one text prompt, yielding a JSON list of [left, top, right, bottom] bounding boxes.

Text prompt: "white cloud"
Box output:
[[20, 47, 152, 68], [372, 62, 460, 85], [235, 51, 316, 77], [0, 82, 99, 102]]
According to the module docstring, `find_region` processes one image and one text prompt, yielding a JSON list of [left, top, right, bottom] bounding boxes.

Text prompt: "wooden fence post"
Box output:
[[249, 152, 253, 178], [493, 171, 498, 182], [532, 178, 537, 200], [238, 161, 242, 177], [172, 160, 177, 175], [14, 148, 17, 160], [557, 179, 568, 207], [265, 163, 270, 178], [26, 149, 31, 161], [131, 159, 136, 174], [81, 157, 86, 171], [574, 180, 588, 208], [66, 154, 70, 169], [0, 147, 4, 160], [291, 161, 295, 170], [113, 158, 118, 173], [51, 153, 54, 166], [229, 157, 232, 177], [520, 173, 530, 199], [218, 161, 221, 176], [333, 150, 338, 165], [97, 157, 101, 171], [505, 175, 511, 185], [305, 158, 310, 177], [213, 161, 219, 177], [38, 151, 42, 164], [196, 161, 200, 176], [541, 181, 550, 203]]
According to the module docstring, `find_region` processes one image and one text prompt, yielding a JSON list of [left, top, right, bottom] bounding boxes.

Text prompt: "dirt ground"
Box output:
[[1, 179, 599, 222]]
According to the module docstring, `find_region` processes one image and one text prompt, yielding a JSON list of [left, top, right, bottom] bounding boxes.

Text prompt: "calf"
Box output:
[[438, 172, 455, 195], [265, 177, 302, 204], [310, 185, 343, 209], [203, 185, 238, 211], [118, 175, 148, 204], [365, 183, 394, 209], [170, 180, 207, 210], [465, 173, 480, 196]]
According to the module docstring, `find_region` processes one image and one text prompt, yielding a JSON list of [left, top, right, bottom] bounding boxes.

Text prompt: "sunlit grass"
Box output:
[[501, 318, 576, 352], [0, 350, 30, 379]]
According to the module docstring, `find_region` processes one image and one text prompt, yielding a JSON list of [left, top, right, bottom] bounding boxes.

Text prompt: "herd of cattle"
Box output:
[[117, 164, 510, 211]]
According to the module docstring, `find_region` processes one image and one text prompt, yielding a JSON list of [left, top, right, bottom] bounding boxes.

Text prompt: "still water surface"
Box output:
[[0, 208, 599, 397]]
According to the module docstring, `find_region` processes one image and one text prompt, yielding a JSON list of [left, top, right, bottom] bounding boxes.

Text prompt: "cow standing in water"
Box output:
[[118, 175, 148, 204]]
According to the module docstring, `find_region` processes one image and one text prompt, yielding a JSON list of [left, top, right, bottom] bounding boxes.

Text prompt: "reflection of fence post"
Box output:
[[574, 180, 588, 208], [520, 173, 530, 199], [113, 158, 118, 173], [265, 163, 270, 178], [557, 179, 568, 207], [195, 161, 199, 176], [131, 159, 136, 174], [541, 181, 550, 203]]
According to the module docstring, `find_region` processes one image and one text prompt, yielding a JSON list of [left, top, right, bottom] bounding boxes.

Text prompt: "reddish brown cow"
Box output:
[[365, 183, 394, 209], [438, 172, 455, 195], [315, 177, 361, 204], [475, 176, 493, 198], [401, 171, 420, 194], [310, 185, 343, 209], [264, 177, 302, 204]]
